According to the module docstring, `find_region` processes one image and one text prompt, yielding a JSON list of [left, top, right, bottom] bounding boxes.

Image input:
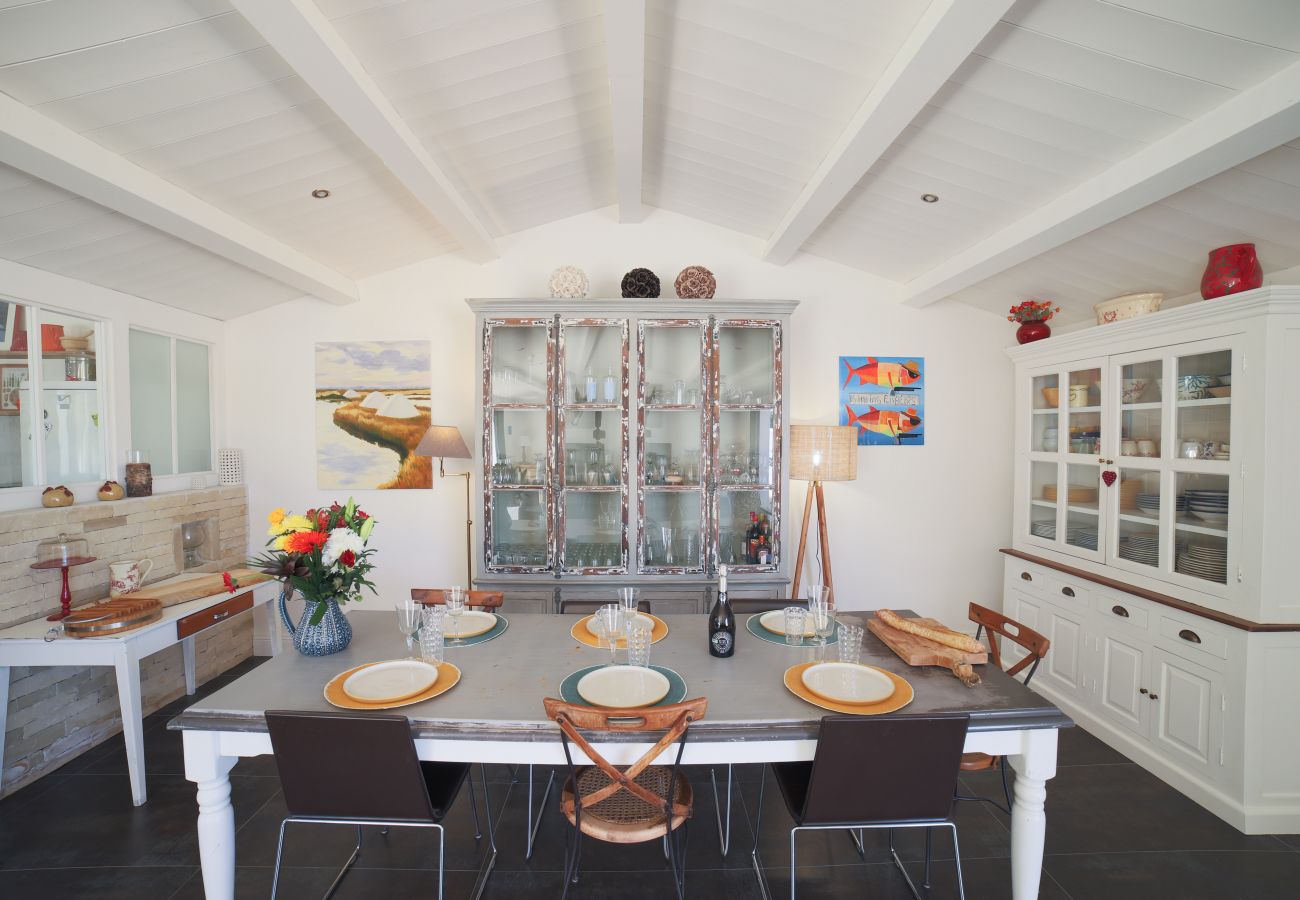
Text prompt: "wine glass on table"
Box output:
[[807, 585, 834, 646], [395, 598, 421, 658], [617, 587, 639, 630], [594, 603, 624, 665], [445, 586, 466, 646]]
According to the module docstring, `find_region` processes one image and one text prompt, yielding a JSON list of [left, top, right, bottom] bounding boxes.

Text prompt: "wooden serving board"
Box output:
[[868, 616, 988, 668], [129, 569, 271, 608], [64, 597, 162, 637]]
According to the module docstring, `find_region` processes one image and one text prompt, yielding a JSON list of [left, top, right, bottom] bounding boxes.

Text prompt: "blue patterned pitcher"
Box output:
[[278, 588, 353, 657]]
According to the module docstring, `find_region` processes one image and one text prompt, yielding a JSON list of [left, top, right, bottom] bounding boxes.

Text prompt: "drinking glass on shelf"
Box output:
[[660, 526, 676, 566], [445, 586, 466, 646], [395, 599, 421, 658], [837, 623, 864, 664], [782, 607, 807, 646], [807, 586, 833, 646], [626, 618, 653, 668], [419, 606, 446, 665], [595, 603, 624, 664]]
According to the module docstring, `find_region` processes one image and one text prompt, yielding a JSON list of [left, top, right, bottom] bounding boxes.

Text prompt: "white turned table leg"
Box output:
[[185, 730, 238, 900], [1008, 728, 1058, 900], [182, 637, 196, 695], [113, 649, 147, 806]]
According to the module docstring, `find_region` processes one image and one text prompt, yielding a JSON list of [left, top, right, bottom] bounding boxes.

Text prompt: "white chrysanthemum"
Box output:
[[322, 527, 365, 567]]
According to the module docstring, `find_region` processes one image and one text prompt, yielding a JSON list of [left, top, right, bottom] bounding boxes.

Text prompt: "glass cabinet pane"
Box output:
[[1032, 372, 1060, 452], [41, 311, 103, 484], [1175, 350, 1232, 461], [718, 410, 774, 486], [1064, 463, 1099, 551], [129, 328, 173, 476], [490, 324, 549, 405], [718, 325, 775, 404], [1117, 468, 1161, 570], [563, 325, 622, 406], [643, 325, 703, 406], [1066, 367, 1101, 455], [489, 410, 547, 485], [718, 489, 775, 566], [1119, 359, 1162, 459], [562, 492, 622, 570], [643, 492, 703, 569], [643, 410, 701, 485], [490, 490, 548, 567], [562, 408, 620, 486], [1029, 461, 1058, 541], [176, 339, 212, 473], [1175, 472, 1228, 584]]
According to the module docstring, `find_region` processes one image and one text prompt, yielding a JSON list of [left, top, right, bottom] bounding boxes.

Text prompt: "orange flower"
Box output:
[[283, 530, 329, 555]]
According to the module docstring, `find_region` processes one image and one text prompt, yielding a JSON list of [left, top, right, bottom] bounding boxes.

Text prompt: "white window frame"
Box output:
[[128, 326, 217, 477]]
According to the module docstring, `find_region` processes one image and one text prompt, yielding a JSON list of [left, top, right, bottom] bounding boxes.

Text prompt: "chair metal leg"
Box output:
[[322, 824, 362, 900], [525, 765, 555, 860], [887, 828, 925, 900], [789, 826, 798, 900], [469, 764, 497, 900], [849, 827, 865, 858], [750, 765, 772, 900], [949, 822, 967, 900], [270, 819, 289, 900], [710, 764, 733, 856], [467, 766, 482, 840], [923, 828, 933, 890]]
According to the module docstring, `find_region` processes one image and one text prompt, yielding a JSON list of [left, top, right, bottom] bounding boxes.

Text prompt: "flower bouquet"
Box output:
[[1008, 299, 1061, 344]]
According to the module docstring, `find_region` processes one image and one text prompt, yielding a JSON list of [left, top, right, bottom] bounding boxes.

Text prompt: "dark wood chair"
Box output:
[[411, 588, 503, 610], [754, 714, 971, 900], [543, 696, 707, 900], [958, 602, 1051, 812], [265, 710, 495, 900]]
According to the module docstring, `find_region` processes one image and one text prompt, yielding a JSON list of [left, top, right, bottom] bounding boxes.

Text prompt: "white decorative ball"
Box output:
[[548, 265, 589, 298]]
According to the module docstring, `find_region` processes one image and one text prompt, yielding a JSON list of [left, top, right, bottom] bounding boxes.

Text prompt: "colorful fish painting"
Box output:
[[839, 356, 926, 446]]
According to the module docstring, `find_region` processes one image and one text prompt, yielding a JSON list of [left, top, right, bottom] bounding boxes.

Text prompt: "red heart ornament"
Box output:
[[1101, 470, 1117, 487]]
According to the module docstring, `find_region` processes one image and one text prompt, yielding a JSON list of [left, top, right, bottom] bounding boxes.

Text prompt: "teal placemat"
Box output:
[[443, 613, 508, 648], [745, 612, 839, 647], [559, 664, 687, 708]]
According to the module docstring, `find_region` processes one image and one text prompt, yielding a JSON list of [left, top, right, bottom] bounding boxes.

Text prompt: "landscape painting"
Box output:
[[315, 341, 433, 489], [839, 356, 925, 446]]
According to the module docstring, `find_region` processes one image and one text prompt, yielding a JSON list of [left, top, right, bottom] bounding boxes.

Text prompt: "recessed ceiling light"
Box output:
[[921, 193, 939, 203], [311, 188, 331, 199]]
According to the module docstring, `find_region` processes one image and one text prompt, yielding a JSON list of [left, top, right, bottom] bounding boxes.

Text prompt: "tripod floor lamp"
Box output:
[[414, 425, 474, 587], [788, 425, 858, 604]]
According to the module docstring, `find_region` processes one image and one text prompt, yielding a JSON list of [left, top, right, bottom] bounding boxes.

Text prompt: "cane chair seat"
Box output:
[[561, 765, 692, 843]]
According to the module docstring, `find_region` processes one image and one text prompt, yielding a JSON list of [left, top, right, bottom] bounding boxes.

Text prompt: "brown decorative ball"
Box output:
[[675, 265, 716, 299], [620, 267, 661, 299]]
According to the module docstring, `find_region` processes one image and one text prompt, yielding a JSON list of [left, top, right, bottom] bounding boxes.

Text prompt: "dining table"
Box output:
[[172, 609, 1071, 900]]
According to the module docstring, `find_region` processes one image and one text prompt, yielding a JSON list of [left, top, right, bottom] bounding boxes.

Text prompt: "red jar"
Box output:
[[1201, 243, 1262, 300], [1016, 320, 1051, 344]]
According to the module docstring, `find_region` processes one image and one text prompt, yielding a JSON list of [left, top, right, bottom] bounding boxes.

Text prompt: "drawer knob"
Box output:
[[1149, 693, 1159, 701], [1020, 572, 1032, 582], [1139, 687, 1148, 694], [1111, 605, 1129, 618], [1178, 628, 1201, 644], [1061, 587, 1075, 598]]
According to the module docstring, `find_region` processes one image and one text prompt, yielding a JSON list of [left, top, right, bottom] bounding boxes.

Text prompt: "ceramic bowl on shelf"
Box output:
[[1041, 386, 1060, 407], [1068, 384, 1090, 407], [1093, 292, 1163, 325], [1121, 378, 1150, 404], [1177, 374, 1218, 400]]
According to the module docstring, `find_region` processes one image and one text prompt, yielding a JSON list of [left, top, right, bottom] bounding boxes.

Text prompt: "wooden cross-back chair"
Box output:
[[542, 697, 707, 900], [410, 589, 503, 610], [958, 602, 1051, 813]]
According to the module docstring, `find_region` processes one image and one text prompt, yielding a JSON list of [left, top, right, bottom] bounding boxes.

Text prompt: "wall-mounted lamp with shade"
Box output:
[[788, 425, 857, 603], [414, 425, 474, 587]]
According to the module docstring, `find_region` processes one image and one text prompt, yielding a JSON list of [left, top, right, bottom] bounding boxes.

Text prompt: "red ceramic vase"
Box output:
[[1200, 243, 1262, 300], [1016, 320, 1051, 344]]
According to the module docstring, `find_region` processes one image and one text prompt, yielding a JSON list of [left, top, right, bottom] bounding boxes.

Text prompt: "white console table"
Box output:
[[0, 577, 282, 805]]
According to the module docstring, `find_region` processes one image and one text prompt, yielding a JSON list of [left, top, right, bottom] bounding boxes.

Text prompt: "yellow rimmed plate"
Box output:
[[800, 662, 896, 705], [325, 660, 461, 711], [342, 659, 440, 703], [783, 662, 912, 716], [571, 613, 668, 648]]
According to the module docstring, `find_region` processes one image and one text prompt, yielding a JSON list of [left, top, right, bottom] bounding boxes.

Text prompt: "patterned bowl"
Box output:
[[1177, 374, 1218, 401], [1094, 292, 1163, 325]]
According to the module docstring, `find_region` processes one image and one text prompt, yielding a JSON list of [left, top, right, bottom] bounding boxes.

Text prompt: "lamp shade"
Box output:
[[414, 425, 471, 459], [789, 425, 857, 482]]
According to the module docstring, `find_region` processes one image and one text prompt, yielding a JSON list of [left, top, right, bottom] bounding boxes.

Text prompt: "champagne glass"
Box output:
[[395, 599, 421, 658], [595, 603, 623, 665], [445, 586, 466, 646], [807, 585, 833, 646]]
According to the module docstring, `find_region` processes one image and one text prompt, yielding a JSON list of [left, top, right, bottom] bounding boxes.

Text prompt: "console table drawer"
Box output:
[[177, 591, 253, 640]]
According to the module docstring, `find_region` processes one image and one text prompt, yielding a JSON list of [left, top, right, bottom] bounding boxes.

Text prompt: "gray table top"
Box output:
[[170, 611, 1071, 742]]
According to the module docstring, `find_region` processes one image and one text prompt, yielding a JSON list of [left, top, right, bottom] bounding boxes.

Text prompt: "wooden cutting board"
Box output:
[[868, 616, 987, 686], [64, 597, 162, 637], [129, 569, 271, 608]]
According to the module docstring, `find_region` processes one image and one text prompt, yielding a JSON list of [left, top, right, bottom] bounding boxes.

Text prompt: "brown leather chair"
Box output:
[[265, 710, 495, 900], [753, 714, 971, 900], [544, 697, 707, 900], [411, 588, 503, 610], [958, 603, 1051, 812]]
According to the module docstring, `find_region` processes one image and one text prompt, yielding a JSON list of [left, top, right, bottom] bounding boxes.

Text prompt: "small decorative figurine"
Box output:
[[548, 265, 590, 298], [675, 265, 716, 298], [621, 267, 661, 299], [41, 485, 74, 508], [97, 480, 125, 501]]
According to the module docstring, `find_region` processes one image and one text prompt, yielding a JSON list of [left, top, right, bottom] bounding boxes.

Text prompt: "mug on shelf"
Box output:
[[1137, 439, 1158, 457], [109, 559, 153, 597], [1068, 384, 1090, 407], [1180, 441, 1201, 460], [1121, 439, 1138, 456]]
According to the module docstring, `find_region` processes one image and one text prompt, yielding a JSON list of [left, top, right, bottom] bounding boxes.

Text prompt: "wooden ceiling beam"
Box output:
[[761, 0, 1016, 265], [903, 59, 1300, 308], [0, 92, 358, 306], [601, 0, 646, 223], [232, 0, 499, 262]]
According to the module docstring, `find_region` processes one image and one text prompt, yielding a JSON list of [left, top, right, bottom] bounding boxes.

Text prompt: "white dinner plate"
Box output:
[[576, 665, 671, 709], [800, 663, 896, 705], [758, 609, 814, 637], [342, 659, 440, 703], [445, 610, 497, 639], [585, 612, 654, 637]]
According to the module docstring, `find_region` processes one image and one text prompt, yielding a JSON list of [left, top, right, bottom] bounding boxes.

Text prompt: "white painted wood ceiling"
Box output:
[[0, 0, 1299, 321]]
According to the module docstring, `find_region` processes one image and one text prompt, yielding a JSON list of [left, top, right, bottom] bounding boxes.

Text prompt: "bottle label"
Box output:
[[711, 630, 733, 655]]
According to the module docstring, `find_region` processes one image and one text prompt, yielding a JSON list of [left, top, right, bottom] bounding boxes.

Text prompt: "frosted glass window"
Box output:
[[129, 329, 174, 476], [0, 299, 31, 489], [176, 339, 211, 473]]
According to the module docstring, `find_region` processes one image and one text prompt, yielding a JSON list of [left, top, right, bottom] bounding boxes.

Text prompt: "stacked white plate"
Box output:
[[1176, 544, 1227, 582], [1119, 533, 1159, 566], [1185, 489, 1228, 526], [1030, 521, 1097, 549], [1136, 492, 1187, 515]]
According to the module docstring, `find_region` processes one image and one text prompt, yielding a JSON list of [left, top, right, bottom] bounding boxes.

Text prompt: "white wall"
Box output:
[[225, 208, 1015, 623]]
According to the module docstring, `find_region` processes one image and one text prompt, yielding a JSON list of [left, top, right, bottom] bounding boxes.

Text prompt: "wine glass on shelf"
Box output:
[[445, 586, 466, 646], [395, 598, 421, 658], [660, 526, 676, 566]]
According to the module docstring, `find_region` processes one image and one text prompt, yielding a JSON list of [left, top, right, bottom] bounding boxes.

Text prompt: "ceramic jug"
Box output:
[[109, 559, 153, 597]]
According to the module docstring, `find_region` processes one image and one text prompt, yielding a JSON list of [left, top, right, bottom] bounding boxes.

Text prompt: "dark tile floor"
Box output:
[[2, 656, 1298, 899]]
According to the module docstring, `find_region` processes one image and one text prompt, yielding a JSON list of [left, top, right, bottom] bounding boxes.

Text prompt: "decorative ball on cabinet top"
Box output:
[[620, 267, 661, 299], [674, 265, 716, 299], [548, 265, 589, 299]]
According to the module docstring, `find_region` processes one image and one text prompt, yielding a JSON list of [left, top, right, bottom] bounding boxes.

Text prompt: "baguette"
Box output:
[[876, 608, 984, 654]]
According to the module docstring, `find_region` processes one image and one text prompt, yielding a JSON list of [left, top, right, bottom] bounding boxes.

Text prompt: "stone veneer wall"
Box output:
[[1, 486, 253, 797]]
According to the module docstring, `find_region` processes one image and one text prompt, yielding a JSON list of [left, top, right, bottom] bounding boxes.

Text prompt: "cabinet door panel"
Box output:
[[1152, 649, 1221, 775], [1017, 593, 1087, 701], [1098, 631, 1149, 738]]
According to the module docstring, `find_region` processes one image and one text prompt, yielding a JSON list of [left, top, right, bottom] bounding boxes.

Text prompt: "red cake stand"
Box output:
[[32, 556, 97, 621]]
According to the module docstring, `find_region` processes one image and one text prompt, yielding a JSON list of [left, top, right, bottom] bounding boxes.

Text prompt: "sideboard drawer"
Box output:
[[1157, 613, 1230, 663], [1095, 594, 1150, 631], [177, 591, 253, 640]]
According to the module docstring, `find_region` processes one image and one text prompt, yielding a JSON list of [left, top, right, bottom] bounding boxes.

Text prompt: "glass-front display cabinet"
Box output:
[[472, 298, 796, 611]]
